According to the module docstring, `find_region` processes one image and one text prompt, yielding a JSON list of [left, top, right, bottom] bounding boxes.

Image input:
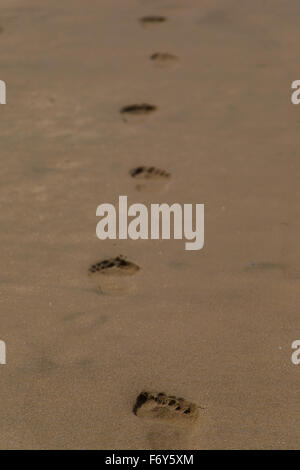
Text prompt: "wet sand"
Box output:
[[0, 0, 300, 449]]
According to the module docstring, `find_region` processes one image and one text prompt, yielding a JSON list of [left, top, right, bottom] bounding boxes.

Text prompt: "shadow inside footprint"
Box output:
[[130, 166, 170, 192], [89, 255, 140, 295], [140, 16, 167, 27], [133, 391, 199, 427], [150, 52, 179, 68], [120, 104, 157, 122]]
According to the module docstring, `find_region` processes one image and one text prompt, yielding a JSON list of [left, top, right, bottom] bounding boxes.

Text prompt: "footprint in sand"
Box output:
[[245, 262, 285, 273], [150, 52, 179, 69], [120, 103, 157, 123], [140, 16, 167, 28], [133, 391, 199, 426], [244, 261, 300, 280], [89, 255, 140, 295], [130, 166, 171, 192], [64, 311, 108, 330]]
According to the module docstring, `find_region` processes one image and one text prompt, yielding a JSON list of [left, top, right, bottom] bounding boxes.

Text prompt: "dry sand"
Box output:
[[0, 0, 300, 449]]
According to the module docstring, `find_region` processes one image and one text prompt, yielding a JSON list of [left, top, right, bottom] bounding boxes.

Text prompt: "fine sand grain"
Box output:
[[0, 0, 300, 450]]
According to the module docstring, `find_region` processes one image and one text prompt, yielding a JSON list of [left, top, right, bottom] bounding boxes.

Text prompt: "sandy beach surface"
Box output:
[[0, 0, 300, 449]]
